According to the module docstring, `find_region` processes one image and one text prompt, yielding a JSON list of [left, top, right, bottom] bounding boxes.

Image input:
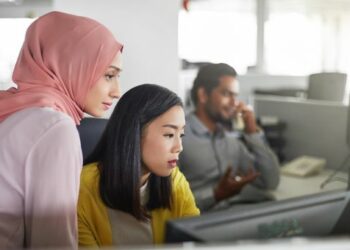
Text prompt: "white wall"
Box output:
[[54, 0, 181, 117], [0, 0, 53, 91]]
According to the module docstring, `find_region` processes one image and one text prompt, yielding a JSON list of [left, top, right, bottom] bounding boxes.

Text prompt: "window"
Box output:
[[265, 0, 350, 76], [179, 0, 256, 74], [179, 0, 350, 78], [0, 18, 33, 90]]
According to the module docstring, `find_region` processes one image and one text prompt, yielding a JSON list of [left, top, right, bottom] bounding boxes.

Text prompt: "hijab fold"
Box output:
[[0, 11, 123, 124]]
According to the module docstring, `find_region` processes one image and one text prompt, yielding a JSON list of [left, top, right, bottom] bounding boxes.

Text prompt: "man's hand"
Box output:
[[214, 167, 260, 202], [234, 101, 258, 134]]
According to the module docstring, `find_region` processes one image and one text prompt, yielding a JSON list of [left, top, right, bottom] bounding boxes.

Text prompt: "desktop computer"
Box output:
[[166, 190, 350, 243]]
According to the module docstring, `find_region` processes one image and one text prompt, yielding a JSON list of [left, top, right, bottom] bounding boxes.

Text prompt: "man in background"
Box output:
[[179, 63, 280, 212]]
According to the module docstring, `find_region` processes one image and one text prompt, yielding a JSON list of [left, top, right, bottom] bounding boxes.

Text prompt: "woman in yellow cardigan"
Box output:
[[78, 84, 200, 247]]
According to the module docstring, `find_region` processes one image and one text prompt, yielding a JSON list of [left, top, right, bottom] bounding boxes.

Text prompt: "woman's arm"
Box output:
[[24, 117, 82, 248]]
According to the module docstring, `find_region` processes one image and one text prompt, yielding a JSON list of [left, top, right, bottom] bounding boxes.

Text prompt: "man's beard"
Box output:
[[204, 101, 232, 125]]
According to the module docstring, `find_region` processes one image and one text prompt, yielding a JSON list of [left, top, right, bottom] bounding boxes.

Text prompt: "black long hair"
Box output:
[[85, 84, 183, 221]]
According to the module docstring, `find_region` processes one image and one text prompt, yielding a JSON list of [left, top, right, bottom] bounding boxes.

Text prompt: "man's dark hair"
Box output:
[[191, 63, 237, 106], [85, 83, 183, 221]]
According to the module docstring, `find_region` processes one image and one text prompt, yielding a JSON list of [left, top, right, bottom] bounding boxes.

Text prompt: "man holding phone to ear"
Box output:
[[178, 63, 280, 212]]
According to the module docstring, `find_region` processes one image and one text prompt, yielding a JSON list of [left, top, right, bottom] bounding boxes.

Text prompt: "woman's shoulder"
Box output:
[[11, 107, 76, 137], [13, 107, 74, 125], [170, 167, 189, 191], [1, 107, 79, 154], [169, 167, 200, 216]]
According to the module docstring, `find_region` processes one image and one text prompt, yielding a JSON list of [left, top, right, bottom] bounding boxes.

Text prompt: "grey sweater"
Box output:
[[179, 112, 280, 211]]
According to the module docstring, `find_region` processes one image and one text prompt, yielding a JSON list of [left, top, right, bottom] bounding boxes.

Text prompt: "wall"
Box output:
[[54, 0, 181, 117], [0, 0, 53, 91]]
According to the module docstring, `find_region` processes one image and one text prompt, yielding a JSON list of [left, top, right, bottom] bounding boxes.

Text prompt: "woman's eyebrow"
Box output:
[[109, 65, 122, 72], [162, 124, 186, 130]]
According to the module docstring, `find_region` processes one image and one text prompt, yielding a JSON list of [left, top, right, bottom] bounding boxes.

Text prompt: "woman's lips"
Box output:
[[167, 160, 177, 168], [102, 102, 112, 110]]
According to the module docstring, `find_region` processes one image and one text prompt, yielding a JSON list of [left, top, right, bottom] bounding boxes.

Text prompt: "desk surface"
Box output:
[[272, 169, 348, 200], [119, 239, 350, 250]]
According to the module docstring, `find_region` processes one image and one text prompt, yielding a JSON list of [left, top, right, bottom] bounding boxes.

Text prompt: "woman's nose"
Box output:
[[172, 137, 183, 154], [111, 82, 121, 99]]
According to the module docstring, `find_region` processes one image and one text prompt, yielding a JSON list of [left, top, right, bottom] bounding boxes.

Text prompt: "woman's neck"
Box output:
[[141, 172, 151, 186]]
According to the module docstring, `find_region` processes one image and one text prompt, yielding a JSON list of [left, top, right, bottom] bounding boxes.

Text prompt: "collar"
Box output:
[[140, 181, 149, 207], [187, 112, 225, 137]]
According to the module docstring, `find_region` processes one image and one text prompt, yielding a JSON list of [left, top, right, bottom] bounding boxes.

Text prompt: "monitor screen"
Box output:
[[166, 190, 350, 243]]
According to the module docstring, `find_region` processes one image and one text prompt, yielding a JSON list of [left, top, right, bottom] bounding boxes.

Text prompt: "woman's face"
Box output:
[[84, 50, 123, 117], [141, 105, 185, 178]]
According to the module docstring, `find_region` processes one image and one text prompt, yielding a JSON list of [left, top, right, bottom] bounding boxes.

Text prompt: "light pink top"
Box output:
[[0, 107, 82, 248]]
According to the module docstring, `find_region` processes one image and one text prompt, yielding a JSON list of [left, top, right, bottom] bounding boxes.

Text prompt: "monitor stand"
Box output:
[[320, 154, 350, 190]]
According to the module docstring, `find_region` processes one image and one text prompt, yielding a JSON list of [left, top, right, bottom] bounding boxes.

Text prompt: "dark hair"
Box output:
[[85, 84, 183, 221], [191, 63, 237, 106]]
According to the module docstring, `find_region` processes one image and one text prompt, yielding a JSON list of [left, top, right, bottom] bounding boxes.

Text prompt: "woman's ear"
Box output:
[[197, 87, 208, 104]]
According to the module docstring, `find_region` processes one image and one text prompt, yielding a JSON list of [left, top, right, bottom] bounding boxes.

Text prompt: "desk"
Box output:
[[119, 239, 350, 250], [272, 169, 348, 200]]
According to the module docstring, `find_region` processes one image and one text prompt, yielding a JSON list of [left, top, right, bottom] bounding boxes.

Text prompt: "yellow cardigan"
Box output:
[[78, 163, 200, 247]]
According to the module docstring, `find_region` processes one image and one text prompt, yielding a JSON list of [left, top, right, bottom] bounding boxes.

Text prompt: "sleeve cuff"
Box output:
[[243, 130, 265, 143]]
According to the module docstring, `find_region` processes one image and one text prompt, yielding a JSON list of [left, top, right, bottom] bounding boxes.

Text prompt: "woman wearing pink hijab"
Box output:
[[0, 11, 123, 248]]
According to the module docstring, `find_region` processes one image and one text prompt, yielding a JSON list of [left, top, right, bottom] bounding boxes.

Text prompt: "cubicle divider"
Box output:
[[254, 95, 348, 170]]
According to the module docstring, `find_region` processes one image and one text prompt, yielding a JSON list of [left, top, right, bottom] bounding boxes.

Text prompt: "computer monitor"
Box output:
[[166, 190, 350, 243]]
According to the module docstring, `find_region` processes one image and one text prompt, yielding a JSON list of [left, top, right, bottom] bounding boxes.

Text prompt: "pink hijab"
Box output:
[[0, 11, 123, 125]]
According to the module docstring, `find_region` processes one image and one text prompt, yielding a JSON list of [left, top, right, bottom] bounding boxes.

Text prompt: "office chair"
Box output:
[[307, 72, 347, 102], [77, 117, 108, 161]]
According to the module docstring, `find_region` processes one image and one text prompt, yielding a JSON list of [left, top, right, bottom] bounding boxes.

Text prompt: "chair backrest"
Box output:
[[77, 117, 108, 161], [307, 72, 347, 102]]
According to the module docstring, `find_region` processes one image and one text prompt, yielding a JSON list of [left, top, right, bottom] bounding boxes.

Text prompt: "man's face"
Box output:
[[204, 75, 239, 123]]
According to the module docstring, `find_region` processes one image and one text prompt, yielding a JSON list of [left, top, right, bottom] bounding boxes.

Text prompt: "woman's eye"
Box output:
[[164, 134, 174, 138], [105, 74, 116, 81], [180, 133, 185, 138]]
